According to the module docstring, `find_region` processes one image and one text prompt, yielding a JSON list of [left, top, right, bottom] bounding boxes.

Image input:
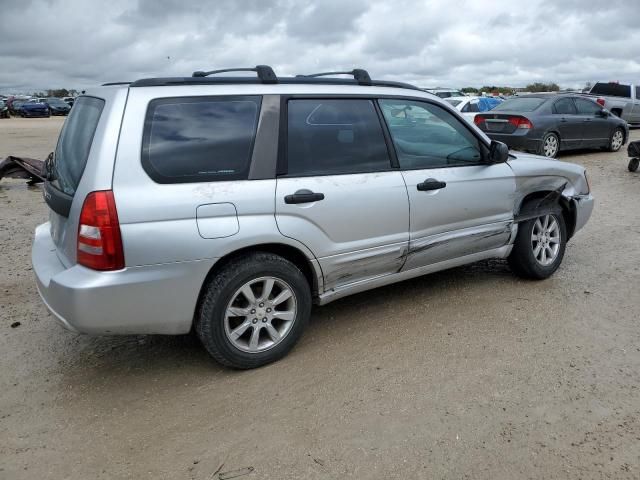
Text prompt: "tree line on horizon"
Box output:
[[460, 82, 571, 95], [28, 88, 80, 98]]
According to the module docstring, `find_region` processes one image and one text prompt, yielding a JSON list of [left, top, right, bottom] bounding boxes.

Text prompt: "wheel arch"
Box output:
[[194, 242, 322, 327], [517, 190, 576, 240]]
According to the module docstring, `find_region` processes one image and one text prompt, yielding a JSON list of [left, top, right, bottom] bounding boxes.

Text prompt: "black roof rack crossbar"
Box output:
[[297, 69, 372, 86], [191, 65, 277, 83]]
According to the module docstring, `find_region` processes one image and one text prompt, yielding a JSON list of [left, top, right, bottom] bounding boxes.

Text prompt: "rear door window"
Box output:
[[52, 96, 105, 196], [574, 98, 601, 115], [553, 98, 577, 115], [142, 96, 260, 183], [285, 99, 392, 177]]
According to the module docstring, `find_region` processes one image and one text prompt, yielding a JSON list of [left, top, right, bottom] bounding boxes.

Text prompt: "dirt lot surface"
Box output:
[[1, 117, 639, 479]]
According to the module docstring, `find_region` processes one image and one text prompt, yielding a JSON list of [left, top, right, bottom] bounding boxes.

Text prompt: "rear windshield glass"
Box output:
[[590, 82, 631, 98], [52, 96, 104, 196], [142, 96, 260, 183], [492, 97, 546, 112]]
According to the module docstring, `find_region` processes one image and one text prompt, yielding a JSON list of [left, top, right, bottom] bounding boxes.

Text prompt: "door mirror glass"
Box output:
[[488, 140, 509, 164]]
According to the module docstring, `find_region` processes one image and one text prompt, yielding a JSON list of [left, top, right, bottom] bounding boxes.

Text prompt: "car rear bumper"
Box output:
[[572, 194, 594, 234], [487, 132, 541, 153], [32, 222, 216, 335]]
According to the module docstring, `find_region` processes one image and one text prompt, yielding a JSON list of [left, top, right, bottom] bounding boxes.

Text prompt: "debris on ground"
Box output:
[[10, 321, 21, 328], [0, 156, 45, 185]]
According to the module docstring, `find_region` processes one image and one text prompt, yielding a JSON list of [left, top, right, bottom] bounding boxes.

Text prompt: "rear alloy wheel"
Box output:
[[609, 128, 624, 152], [196, 252, 311, 369], [508, 209, 567, 279], [540, 133, 559, 158]]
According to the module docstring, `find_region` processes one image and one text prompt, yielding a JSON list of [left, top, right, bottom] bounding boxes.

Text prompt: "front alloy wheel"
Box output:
[[610, 128, 624, 152], [531, 215, 561, 266], [508, 208, 567, 279]]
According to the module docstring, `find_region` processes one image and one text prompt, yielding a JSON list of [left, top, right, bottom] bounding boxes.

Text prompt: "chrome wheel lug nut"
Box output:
[[262, 318, 267, 323], [267, 308, 272, 313], [251, 309, 256, 314], [259, 302, 264, 307], [252, 318, 258, 324]]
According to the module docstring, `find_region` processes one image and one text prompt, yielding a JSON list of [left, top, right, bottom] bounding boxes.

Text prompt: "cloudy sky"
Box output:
[[1, 0, 639, 94]]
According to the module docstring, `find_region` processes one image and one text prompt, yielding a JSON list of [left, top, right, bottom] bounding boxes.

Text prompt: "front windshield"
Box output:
[[444, 99, 462, 107]]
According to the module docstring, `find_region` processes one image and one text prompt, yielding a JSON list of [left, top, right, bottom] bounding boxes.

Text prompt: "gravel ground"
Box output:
[[1, 117, 639, 479]]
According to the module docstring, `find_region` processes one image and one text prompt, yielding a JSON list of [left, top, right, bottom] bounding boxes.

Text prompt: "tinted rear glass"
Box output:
[[142, 96, 260, 183], [52, 96, 104, 196], [590, 82, 631, 98], [492, 97, 546, 112]]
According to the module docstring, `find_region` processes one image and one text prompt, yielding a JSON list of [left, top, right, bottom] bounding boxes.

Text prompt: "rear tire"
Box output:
[[196, 252, 311, 369], [629, 158, 640, 172], [539, 132, 560, 158], [609, 127, 624, 152], [508, 207, 567, 280]]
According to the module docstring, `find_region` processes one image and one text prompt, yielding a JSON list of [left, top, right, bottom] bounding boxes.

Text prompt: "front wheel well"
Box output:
[[518, 191, 576, 239]]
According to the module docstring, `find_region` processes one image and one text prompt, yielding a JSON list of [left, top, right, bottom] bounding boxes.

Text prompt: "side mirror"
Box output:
[[596, 109, 609, 118], [488, 140, 509, 164]]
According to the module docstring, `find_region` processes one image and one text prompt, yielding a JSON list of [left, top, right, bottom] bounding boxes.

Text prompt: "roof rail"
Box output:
[[297, 69, 372, 86], [191, 65, 277, 84]]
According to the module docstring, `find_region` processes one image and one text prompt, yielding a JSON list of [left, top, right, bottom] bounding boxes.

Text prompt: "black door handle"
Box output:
[[284, 189, 325, 204], [417, 179, 446, 191]]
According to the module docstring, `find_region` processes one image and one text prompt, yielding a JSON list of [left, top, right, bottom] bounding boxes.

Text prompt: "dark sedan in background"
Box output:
[[20, 100, 50, 118], [474, 94, 628, 158], [44, 97, 71, 115]]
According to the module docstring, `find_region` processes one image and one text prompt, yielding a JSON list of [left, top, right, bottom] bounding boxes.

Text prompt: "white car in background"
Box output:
[[445, 96, 503, 123]]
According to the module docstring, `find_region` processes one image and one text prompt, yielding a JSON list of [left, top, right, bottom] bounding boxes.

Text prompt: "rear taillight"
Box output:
[[77, 190, 124, 271], [596, 98, 605, 107], [474, 115, 484, 126], [508, 116, 533, 129]]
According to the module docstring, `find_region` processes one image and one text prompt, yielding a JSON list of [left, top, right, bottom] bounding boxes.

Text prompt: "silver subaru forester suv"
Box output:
[[32, 66, 594, 369]]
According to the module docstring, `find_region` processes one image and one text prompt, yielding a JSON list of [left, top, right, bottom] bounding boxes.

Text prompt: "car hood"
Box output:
[[507, 150, 589, 196]]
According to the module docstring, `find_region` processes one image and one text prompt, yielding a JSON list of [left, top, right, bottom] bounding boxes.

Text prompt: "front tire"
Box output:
[[196, 252, 311, 369], [609, 127, 624, 152], [540, 132, 560, 158], [508, 209, 567, 279]]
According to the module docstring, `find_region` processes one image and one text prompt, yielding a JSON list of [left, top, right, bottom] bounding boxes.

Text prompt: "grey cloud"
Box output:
[[1, 0, 639, 94]]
